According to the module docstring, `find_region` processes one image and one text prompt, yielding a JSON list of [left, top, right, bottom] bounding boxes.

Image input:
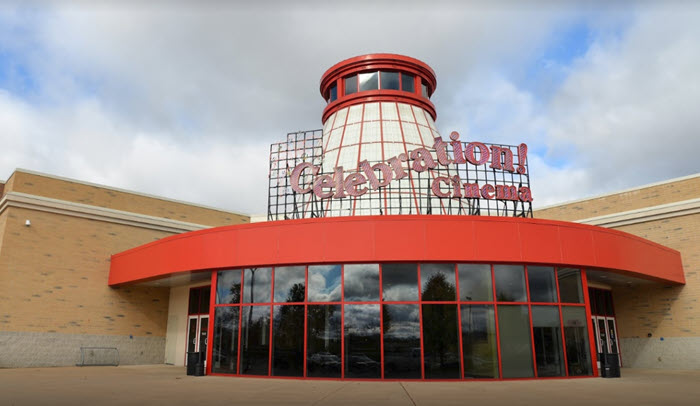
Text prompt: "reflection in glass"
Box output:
[[345, 75, 357, 95], [401, 73, 414, 92], [380, 71, 400, 90], [359, 72, 379, 91], [274, 266, 306, 303], [421, 81, 429, 98], [329, 84, 337, 102], [458, 264, 493, 302], [212, 306, 239, 374], [344, 305, 381, 378], [498, 305, 534, 378], [422, 304, 460, 378], [243, 268, 272, 304], [308, 265, 341, 302], [307, 305, 341, 377], [532, 306, 565, 377], [382, 264, 419, 301], [494, 265, 527, 302], [461, 305, 498, 378], [216, 269, 242, 304], [562, 306, 593, 376], [528, 266, 557, 303], [239, 305, 270, 375], [421, 264, 456, 301], [383, 304, 421, 379], [272, 305, 304, 377], [344, 264, 379, 302], [558, 268, 584, 303]]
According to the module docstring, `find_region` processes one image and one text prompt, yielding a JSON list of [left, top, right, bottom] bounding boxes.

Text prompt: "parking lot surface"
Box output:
[[2, 365, 700, 406]]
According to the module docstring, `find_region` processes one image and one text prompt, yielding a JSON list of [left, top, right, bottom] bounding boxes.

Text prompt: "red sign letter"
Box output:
[[290, 162, 318, 194]]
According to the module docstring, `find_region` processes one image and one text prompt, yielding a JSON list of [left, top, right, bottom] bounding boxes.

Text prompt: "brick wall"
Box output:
[[536, 175, 700, 222], [4, 170, 248, 227], [0, 169, 249, 367]]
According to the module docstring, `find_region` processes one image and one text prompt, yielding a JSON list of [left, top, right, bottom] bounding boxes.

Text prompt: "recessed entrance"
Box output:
[[185, 285, 211, 366], [589, 288, 621, 371]]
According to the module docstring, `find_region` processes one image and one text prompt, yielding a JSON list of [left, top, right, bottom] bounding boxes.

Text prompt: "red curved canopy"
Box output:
[[109, 215, 685, 286]]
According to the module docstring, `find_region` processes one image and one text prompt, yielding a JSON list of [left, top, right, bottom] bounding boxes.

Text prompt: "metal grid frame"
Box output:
[[268, 130, 532, 221]]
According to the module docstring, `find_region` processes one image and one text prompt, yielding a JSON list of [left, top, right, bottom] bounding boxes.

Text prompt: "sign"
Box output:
[[289, 131, 532, 202]]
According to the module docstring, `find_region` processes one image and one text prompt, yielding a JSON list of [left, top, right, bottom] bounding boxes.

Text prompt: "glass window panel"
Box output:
[[421, 81, 429, 98], [187, 318, 197, 353], [272, 305, 304, 377], [188, 288, 200, 314], [596, 290, 606, 316], [243, 268, 272, 304], [382, 264, 419, 301], [461, 305, 498, 378], [329, 84, 337, 102], [308, 265, 341, 302], [589, 288, 598, 315], [212, 307, 239, 374], [239, 305, 270, 375], [383, 304, 421, 379], [274, 266, 306, 303], [401, 73, 414, 92], [604, 290, 615, 316], [359, 72, 379, 91], [200, 288, 210, 313], [422, 304, 461, 379], [344, 264, 379, 302], [380, 71, 400, 90], [607, 319, 619, 353], [532, 306, 565, 377], [307, 305, 342, 377], [597, 318, 607, 354], [216, 270, 242, 304], [498, 305, 534, 378], [345, 75, 357, 95], [562, 306, 593, 376], [558, 268, 584, 303], [344, 304, 381, 378], [421, 263, 456, 301], [528, 266, 557, 303], [494, 265, 527, 302], [458, 264, 493, 302]]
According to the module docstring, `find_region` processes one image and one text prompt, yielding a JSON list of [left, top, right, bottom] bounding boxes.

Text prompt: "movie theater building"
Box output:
[[1, 54, 697, 379]]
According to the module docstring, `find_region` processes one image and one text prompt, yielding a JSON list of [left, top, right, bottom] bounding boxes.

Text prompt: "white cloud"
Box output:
[[0, 2, 697, 216], [542, 5, 700, 198]]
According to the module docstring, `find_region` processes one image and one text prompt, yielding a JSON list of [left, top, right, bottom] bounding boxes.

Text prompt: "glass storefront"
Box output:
[[211, 264, 593, 379]]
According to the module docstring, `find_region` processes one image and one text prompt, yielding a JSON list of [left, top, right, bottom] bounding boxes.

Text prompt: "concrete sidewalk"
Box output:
[[2, 365, 699, 406]]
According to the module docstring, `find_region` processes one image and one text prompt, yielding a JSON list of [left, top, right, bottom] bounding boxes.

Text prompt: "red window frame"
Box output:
[[207, 263, 594, 380]]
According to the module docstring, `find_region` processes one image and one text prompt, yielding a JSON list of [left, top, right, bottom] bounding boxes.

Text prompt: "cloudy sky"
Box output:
[[0, 1, 698, 215]]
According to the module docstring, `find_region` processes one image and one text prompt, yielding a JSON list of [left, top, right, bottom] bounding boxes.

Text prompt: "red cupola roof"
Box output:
[[319, 53, 438, 124]]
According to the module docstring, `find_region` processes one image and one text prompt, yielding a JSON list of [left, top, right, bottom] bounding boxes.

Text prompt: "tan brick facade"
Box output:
[[536, 175, 700, 222], [4, 170, 248, 227], [536, 174, 700, 368], [0, 169, 249, 367]]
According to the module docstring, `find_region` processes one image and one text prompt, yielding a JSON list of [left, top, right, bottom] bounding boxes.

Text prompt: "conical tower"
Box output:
[[317, 53, 450, 216], [269, 53, 532, 220]]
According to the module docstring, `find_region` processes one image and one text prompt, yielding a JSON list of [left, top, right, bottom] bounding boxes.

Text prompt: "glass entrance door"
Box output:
[[591, 316, 621, 370], [186, 315, 209, 366]]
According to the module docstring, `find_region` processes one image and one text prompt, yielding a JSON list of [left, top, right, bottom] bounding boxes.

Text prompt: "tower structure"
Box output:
[[318, 54, 444, 216], [268, 54, 532, 220]]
